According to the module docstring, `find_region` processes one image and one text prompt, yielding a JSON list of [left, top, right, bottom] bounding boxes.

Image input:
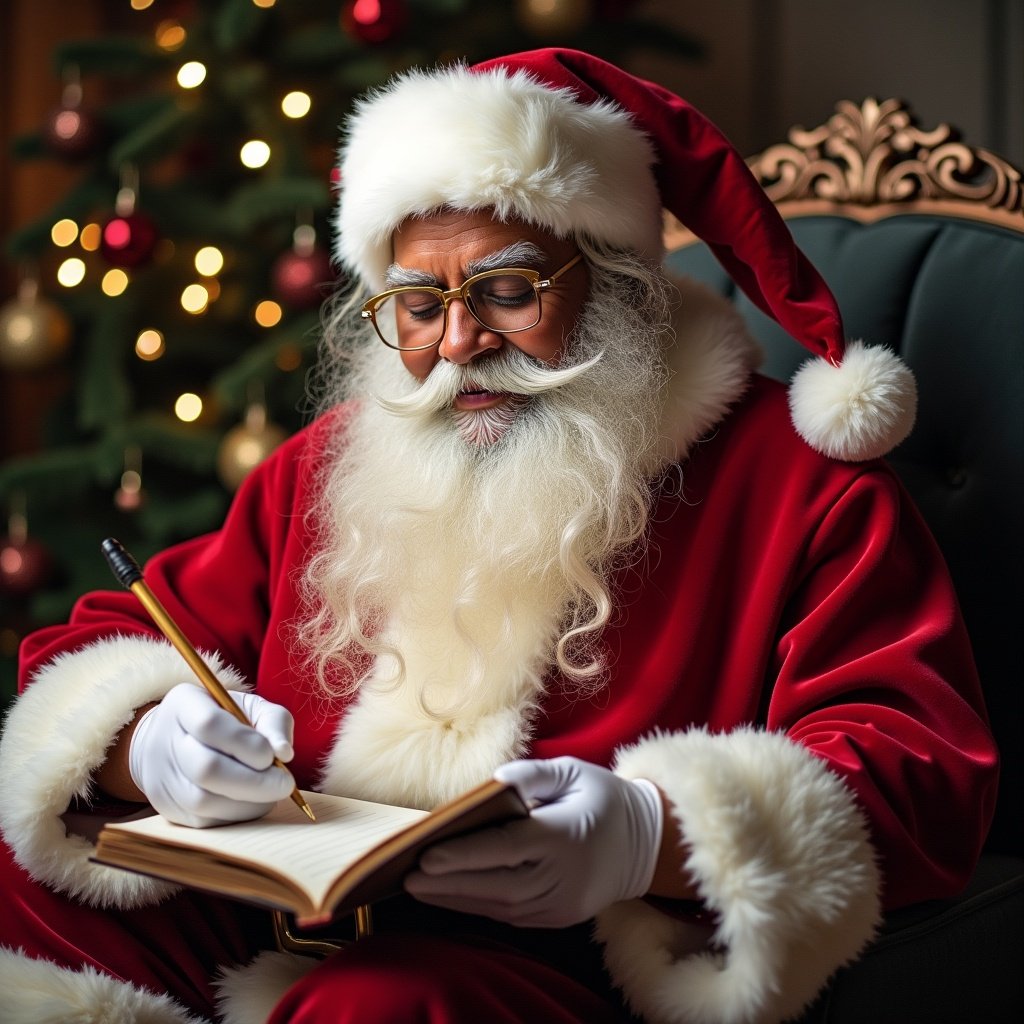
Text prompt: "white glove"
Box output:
[[128, 683, 297, 828], [404, 756, 664, 927]]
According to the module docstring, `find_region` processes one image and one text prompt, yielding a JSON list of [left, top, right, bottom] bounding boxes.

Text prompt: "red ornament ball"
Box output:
[[341, 0, 407, 44], [44, 103, 103, 160], [0, 536, 52, 596], [272, 247, 336, 309], [100, 211, 160, 268]]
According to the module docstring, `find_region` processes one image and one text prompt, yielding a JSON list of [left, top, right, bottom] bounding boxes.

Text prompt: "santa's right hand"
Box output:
[[127, 682, 296, 828]]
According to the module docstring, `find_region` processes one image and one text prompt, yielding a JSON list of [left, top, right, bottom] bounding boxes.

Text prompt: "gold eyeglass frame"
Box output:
[[360, 251, 584, 351]]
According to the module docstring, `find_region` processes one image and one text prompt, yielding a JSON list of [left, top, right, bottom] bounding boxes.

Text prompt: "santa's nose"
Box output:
[[438, 299, 503, 365]]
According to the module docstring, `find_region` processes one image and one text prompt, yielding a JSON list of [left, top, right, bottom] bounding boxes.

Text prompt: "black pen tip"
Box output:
[[101, 537, 143, 588]]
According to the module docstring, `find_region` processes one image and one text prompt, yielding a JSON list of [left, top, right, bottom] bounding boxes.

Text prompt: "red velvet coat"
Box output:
[[0, 358, 998, 1023], [21, 372, 996, 891]]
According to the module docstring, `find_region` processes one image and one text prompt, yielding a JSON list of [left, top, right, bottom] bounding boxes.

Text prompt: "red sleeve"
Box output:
[[17, 412, 340, 694], [767, 466, 998, 908]]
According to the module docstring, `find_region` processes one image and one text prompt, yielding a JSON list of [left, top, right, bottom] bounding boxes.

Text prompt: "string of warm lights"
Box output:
[[36, 0, 317, 425], [4, 0, 654, 629]]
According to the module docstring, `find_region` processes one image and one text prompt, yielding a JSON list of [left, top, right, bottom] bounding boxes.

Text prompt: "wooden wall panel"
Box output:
[[0, 0, 110, 460], [631, 0, 1021, 166]]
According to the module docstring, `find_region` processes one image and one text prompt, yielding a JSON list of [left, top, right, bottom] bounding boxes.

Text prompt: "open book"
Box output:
[[92, 779, 527, 926]]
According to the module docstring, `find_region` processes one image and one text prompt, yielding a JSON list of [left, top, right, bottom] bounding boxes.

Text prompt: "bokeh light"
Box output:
[[177, 61, 207, 89], [79, 223, 102, 251], [101, 269, 130, 296], [181, 283, 210, 314], [57, 257, 86, 287], [240, 140, 271, 168], [156, 20, 187, 50], [174, 393, 203, 422], [281, 91, 311, 118], [254, 300, 283, 327], [135, 328, 165, 361], [194, 246, 224, 276], [51, 219, 79, 247]]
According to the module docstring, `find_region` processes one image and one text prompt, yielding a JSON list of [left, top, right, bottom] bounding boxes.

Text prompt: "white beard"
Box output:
[[302, 261, 673, 806], [452, 394, 528, 446]]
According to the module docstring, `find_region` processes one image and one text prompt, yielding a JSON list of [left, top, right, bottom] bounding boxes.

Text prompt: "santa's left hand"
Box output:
[[404, 756, 663, 927]]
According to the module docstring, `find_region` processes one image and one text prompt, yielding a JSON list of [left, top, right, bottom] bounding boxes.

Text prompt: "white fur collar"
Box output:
[[657, 274, 762, 461]]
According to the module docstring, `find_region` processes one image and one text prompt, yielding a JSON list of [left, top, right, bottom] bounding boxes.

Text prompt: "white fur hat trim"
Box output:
[[336, 64, 661, 291]]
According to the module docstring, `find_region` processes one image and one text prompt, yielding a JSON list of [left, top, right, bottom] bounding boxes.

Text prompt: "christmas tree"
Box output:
[[0, 0, 701, 707]]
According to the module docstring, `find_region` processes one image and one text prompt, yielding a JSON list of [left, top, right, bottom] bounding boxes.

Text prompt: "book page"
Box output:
[[102, 792, 428, 908]]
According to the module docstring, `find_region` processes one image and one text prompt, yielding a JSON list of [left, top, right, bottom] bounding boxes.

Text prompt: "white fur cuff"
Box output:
[[0, 635, 246, 909], [0, 946, 209, 1024], [598, 727, 881, 1024]]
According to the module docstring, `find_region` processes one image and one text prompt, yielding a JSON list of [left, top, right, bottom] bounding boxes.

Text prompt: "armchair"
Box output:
[[664, 98, 1024, 1022]]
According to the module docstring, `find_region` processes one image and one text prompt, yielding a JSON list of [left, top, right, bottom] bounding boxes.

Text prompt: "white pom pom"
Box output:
[[788, 341, 917, 461]]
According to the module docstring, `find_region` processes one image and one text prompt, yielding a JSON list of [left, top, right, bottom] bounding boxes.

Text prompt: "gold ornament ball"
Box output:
[[517, 0, 592, 36], [0, 294, 71, 370], [217, 418, 287, 491]]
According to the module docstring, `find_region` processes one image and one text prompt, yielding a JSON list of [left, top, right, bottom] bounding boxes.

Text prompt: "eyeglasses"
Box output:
[[360, 252, 584, 351]]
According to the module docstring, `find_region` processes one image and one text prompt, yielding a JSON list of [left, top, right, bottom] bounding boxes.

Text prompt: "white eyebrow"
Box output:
[[465, 241, 547, 276], [384, 264, 439, 288], [384, 241, 549, 289]]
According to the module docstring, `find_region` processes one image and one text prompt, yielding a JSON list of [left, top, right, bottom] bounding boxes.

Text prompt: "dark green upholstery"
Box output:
[[666, 213, 1024, 1021]]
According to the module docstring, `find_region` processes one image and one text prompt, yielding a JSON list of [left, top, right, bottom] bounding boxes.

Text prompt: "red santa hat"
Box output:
[[336, 48, 916, 461]]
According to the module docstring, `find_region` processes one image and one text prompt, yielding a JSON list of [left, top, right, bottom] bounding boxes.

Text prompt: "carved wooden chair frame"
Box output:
[[664, 97, 1024, 249]]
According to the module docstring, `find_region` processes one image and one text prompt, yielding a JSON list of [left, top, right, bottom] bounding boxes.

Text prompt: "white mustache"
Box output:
[[374, 348, 604, 419]]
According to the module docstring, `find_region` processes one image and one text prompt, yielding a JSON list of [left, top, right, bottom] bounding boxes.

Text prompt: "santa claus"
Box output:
[[0, 49, 996, 1024]]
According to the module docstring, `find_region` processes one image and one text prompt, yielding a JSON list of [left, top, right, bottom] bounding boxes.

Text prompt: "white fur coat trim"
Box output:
[[0, 634, 248, 909], [660, 276, 761, 462], [215, 950, 320, 1024], [0, 946, 208, 1024], [599, 727, 881, 1024], [318, 656, 544, 809], [318, 278, 759, 810], [0, 283, 762, 1022]]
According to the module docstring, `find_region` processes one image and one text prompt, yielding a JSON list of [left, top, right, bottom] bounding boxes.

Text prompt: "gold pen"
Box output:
[[102, 537, 316, 822]]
